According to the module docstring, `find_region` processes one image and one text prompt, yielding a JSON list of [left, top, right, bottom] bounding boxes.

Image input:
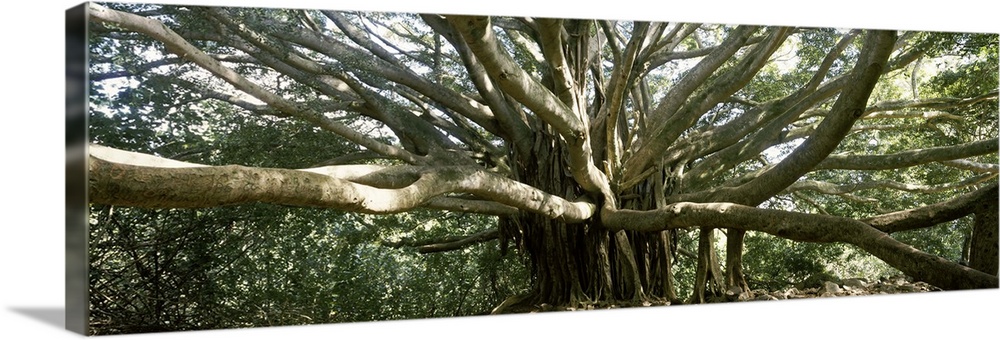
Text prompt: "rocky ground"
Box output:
[[728, 274, 942, 302], [507, 274, 942, 313]]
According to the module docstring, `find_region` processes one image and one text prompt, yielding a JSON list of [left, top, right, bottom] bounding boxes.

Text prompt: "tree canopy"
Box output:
[[84, 1, 998, 334]]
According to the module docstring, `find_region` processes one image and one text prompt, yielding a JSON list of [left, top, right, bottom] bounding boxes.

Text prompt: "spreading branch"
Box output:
[[815, 138, 998, 171], [89, 145, 594, 222], [863, 183, 998, 234], [602, 202, 998, 290], [785, 173, 996, 196], [88, 3, 422, 165], [383, 229, 501, 254]]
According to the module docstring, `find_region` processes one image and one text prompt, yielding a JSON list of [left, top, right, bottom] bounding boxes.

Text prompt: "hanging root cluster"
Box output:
[[493, 132, 680, 313]]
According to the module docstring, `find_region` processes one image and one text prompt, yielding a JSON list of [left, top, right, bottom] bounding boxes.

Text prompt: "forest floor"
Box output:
[[511, 275, 943, 313], [718, 274, 942, 302]]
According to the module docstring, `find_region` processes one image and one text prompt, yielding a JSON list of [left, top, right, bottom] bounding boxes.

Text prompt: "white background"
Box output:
[[2, 1, 998, 339]]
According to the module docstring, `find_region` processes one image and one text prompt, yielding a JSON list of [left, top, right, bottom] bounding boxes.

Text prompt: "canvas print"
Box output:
[[77, 1, 998, 335]]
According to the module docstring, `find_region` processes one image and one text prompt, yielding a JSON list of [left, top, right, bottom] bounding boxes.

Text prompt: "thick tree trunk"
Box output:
[[690, 228, 727, 303], [725, 229, 751, 294], [969, 187, 998, 276], [496, 131, 678, 311]]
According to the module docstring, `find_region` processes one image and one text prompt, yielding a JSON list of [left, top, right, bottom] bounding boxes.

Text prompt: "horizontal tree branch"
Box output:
[[863, 110, 964, 121], [815, 138, 998, 171], [939, 159, 999, 173], [864, 91, 999, 115], [802, 91, 999, 121], [863, 183, 998, 234], [89, 145, 594, 222], [382, 229, 499, 253], [90, 54, 258, 81], [705, 138, 998, 200], [601, 201, 998, 290], [785, 173, 996, 196]]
